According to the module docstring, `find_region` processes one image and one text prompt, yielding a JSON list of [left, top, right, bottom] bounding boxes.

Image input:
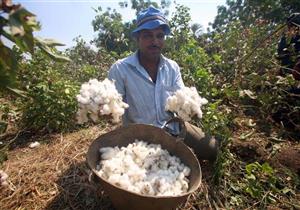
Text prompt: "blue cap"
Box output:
[[132, 6, 170, 37]]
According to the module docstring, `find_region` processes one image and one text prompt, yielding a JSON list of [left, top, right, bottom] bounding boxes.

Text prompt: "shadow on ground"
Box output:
[[45, 161, 115, 210]]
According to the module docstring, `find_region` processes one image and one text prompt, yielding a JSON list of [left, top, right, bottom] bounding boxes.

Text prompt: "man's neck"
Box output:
[[138, 51, 160, 83], [138, 51, 160, 67]]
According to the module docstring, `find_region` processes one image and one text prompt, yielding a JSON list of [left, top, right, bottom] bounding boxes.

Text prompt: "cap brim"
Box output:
[[132, 20, 170, 37]]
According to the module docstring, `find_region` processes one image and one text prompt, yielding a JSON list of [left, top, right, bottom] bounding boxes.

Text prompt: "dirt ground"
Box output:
[[230, 116, 300, 176], [0, 114, 299, 210], [0, 124, 218, 210]]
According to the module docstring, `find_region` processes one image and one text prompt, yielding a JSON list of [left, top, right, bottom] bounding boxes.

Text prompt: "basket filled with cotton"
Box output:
[[87, 124, 201, 210]]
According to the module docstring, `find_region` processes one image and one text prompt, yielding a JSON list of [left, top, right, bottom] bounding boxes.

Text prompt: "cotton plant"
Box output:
[[96, 140, 191, 196], [165, 86, 208, 121], [76, 78, 129, 124]]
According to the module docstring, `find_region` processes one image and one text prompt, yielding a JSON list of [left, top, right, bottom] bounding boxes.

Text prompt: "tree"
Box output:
[[92, 0, 171, 55], [64, 36, 115, 82], [191, 23, 203, 38], [212, 0, 300, 32], [92, 6, 134, 55], [0, 0, 69, 93], [119, 0, 170, 15], [165, 4, 192, 52]]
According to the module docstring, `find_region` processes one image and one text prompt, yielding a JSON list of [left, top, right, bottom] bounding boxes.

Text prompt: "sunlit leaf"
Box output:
[[36, 41, 71, 62], [261, 163, 273, 174], [35, 37, 66, 47]]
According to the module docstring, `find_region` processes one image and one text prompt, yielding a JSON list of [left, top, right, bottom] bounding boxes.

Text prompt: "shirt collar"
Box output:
[[124, 51, 166, 70]]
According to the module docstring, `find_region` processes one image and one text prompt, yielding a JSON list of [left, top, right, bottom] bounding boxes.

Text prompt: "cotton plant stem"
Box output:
[[238, 23, 287, 66]]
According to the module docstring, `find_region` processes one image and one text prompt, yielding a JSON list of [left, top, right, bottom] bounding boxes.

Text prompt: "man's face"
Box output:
[[137, 27, 165, 60]]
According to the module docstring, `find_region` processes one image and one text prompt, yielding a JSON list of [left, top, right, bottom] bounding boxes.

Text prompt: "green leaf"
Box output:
[[246, 162, 260, 175], [239, 130, 254, 140], [13, 31, 35, 53], [0, 121, 8, 134], [246, 174, 256, 180], [35, 37, 66, 47], [0, 43, 17, 87], [7, 7, 38, 53], [35, 38, 70, 62], [5, 86, 28, 98], [8, 7, 35, 34], [282, 187, 294, 195], [65, 88, 70, 94], [261, 163, 273, 174], [0, 42, 17, 68], [9, 16, 25, 36]]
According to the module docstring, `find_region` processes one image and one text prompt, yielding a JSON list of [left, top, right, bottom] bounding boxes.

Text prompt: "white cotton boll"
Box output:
[[142, 157, 156, 169], [97, 140, 190, 196], [86, 103, 99, 114], [181, 101, 190, 111], [76, 78, 129, 124], [99, 147, 114, 154], [128, 185, 140, 194], [89, 113, 99, 122], [132, 146, 148, 160], [0, 170, 8, 182], [103, 98, 110, 104], [0, 170, 9, 186], [165, 86, 208, 122], [76, 95, 90, 105], [158, 160, 169, 170], [107, 174, 122, 186], [180, 180, 189, 192], [128, 168, 146, 182], [196, 110, 203, 119], [29, 141, 40, 149], [118, 174, 131, 189], [177, 109, 191, 121], [111, 115, 121, 124], [76, 109, 88, 123], [183, 166, 191, 177], [115, 107, 125, 116], [80, 83, 90, 94], [122, 102, 129, 109], [100, 147, 119, 160], [94, 96, 104, 104], [141, 182, 155, 196], [100, 104, 111, 115], [157, 179, 169, 194], [178, 164, 185, 171]]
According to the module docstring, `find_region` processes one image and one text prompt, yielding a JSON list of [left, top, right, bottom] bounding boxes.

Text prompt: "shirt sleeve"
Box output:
[[108, 62, 126, 97], [173, 62, 185, 90]]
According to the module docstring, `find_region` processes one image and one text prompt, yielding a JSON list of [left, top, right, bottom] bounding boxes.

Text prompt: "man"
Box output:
[[272, 13, 300, 131], [108, 6, 218, 160], [108, 6, 183, 132], [277, 13, 300, 79]]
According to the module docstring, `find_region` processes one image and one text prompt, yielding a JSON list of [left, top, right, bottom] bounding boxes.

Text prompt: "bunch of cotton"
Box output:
[[0, 170, 9, 186], [76, 78, 129, 124], [96, 140, 191, 196], [165, 86, 208, 121]]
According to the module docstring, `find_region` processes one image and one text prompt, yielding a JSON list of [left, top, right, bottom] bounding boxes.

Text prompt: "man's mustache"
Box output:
[[147, 45, 161, 50]]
